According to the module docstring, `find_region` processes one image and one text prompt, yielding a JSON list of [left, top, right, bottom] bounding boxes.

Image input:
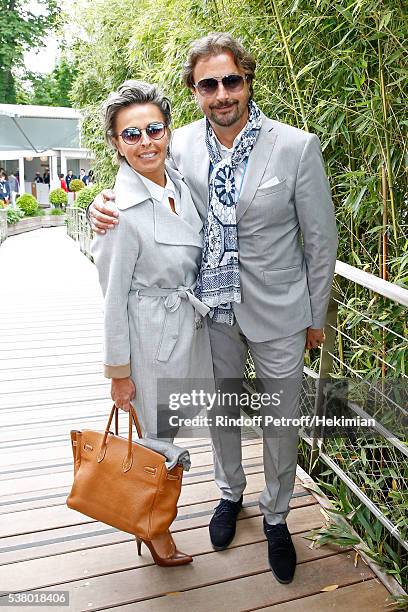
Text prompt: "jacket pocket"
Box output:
[[263, 265, 303, 285], [256, 178, 287, 197]]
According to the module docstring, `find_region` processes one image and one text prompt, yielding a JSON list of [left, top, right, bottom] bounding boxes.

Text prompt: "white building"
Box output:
[[0, 104, 94, 205]]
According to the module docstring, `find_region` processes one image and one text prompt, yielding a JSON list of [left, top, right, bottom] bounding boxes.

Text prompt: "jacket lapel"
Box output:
[[154, 165, 203, 248], [236, 115, 277, 222], [189, 121, 210, 219]]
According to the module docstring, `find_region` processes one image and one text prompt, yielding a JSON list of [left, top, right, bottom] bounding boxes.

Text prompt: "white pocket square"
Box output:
[[259, 176, 282, 189]]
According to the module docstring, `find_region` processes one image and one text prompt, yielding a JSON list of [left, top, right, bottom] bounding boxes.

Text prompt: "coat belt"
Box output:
[[130, 286, 210, 362]]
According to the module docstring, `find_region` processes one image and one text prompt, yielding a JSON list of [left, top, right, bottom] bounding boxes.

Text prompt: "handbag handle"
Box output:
[[97, 404, 143, 471], [112, 403, 142, 438]]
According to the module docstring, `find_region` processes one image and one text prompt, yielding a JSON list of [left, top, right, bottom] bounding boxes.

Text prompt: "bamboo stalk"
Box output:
[[381, 164, 389, 380], [270, 0, 309, 131], [381, 163, 388, 282], [378, 38, 398, 244], [337, 314, 344, 374]]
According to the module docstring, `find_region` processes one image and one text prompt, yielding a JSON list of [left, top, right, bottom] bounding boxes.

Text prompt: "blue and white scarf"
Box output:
[[195, 100, 262, 324]]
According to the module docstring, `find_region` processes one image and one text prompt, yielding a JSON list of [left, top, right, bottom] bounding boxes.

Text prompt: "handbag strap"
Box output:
[[108, 403, 142, 438], [98, 404, 143, 470]]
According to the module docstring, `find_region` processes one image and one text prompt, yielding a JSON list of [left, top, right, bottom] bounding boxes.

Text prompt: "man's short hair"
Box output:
[[182, 32, 256, 97]]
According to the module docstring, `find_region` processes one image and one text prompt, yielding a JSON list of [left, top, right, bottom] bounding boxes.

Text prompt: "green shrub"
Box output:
[[69, 179, 85, 192], [15, 194, 39, 217], [49, 188, 68, 208], [50, 208, 66, 215], [74, 184, 103, 210], [5, 205, 24, 225]]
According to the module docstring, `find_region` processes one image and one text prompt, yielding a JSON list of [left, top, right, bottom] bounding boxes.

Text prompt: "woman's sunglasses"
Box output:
[[193, 74, 248, 97], [117, 122, 166, 145]]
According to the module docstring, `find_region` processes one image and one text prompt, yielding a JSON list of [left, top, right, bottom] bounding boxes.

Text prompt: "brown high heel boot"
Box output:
[[136, 530, 193, 567]]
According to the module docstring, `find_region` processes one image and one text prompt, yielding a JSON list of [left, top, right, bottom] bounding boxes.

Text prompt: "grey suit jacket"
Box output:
[[170, 113, 338, 342]]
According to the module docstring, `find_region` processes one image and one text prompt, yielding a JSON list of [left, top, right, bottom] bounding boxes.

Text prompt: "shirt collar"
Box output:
[[137, 171, 176, 203]]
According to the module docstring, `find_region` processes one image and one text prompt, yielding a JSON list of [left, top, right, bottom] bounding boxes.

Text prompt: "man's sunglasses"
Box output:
[[115, 122, 166, 145], [193, 74, 248, 97]]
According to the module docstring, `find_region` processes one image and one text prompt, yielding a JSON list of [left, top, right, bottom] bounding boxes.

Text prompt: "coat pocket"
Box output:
[[263, 265, 303, 285], [155, 308, 180, 362]]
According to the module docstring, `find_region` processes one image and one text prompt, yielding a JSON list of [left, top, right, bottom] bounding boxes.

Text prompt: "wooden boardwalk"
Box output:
[[0, 228, 393, 611]]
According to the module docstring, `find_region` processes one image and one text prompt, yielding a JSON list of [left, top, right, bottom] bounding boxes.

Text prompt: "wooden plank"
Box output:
[[0, 363, 103, 382], [0, 506, 325, 593], [0, 442, 263, 480], [0, 473, 301, 537], [0, 304, 101, 314], [0, 336, 103, 352], [0, 352, 103, 370], [0, 308, 101, 320], [93, 552, 373, 612], [0, 416, 111, 448], [0, 459, 263, 499], [0, 441, 265, 505], [0, 385, 111, 411], [8, 548, 373, 611], [0, 343, 103, 361], [1, 399, 109, 421], [0, 373, 106, 394], [0, 309, 101, 321], [0, 321, 103, 335], [257, 578, 391, 611], [0, 448, 265, 512], [0, 493, 317, 565], [0, 436, 261, 470], [0, 326, 103, 341]]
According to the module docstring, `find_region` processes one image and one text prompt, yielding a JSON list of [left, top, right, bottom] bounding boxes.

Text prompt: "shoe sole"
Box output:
[[211, 537, 234, 551], [270, 566, 294, 584]]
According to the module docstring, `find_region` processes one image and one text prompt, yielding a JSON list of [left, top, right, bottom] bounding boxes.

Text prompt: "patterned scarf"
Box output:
[[195, 100, 262, 324]]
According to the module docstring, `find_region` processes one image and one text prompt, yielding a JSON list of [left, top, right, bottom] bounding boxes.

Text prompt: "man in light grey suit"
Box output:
[[89, 32, 338, 584]]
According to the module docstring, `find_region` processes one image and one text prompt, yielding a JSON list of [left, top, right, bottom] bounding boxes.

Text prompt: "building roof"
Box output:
[[0, 104, 81, 120]]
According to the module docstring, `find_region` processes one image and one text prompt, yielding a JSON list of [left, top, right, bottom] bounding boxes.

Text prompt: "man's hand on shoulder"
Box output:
[[89, 189, 119, 234], [306, 327, 325, 350]]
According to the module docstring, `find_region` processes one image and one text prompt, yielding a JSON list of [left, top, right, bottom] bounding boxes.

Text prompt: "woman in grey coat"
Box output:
[[91, 81, 214, 566]]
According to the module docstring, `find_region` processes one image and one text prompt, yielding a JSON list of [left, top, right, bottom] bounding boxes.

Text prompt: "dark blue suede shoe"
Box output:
[[209, 496, 243, 550], [263, 519, 297, 584]]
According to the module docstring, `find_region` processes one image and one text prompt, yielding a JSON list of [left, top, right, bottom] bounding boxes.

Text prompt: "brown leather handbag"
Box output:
[[66, 404, 183, 540]]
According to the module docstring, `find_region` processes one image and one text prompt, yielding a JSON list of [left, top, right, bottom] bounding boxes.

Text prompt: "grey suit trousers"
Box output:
[[208, 319, 306, 525]]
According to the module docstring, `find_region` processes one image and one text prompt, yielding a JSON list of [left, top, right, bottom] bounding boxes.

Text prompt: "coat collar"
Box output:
[[114, 161, 187, 210], [114, 162, 150, 210], [114, 161, 203, 248]]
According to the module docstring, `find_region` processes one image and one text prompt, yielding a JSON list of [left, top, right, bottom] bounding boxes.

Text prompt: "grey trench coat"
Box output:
[[91, 162, 214, 436]]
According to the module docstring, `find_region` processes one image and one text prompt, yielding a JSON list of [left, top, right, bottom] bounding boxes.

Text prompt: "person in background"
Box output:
[[87, 169, 95, 186], [59, 173, 68, 193], [66, 170, 76, 190], [79, 168, 89, 185], [43, 167, 50, 185], [0, 172, 10, 206], [34, 172, 43, 184], [8, 171, 19, 206]]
